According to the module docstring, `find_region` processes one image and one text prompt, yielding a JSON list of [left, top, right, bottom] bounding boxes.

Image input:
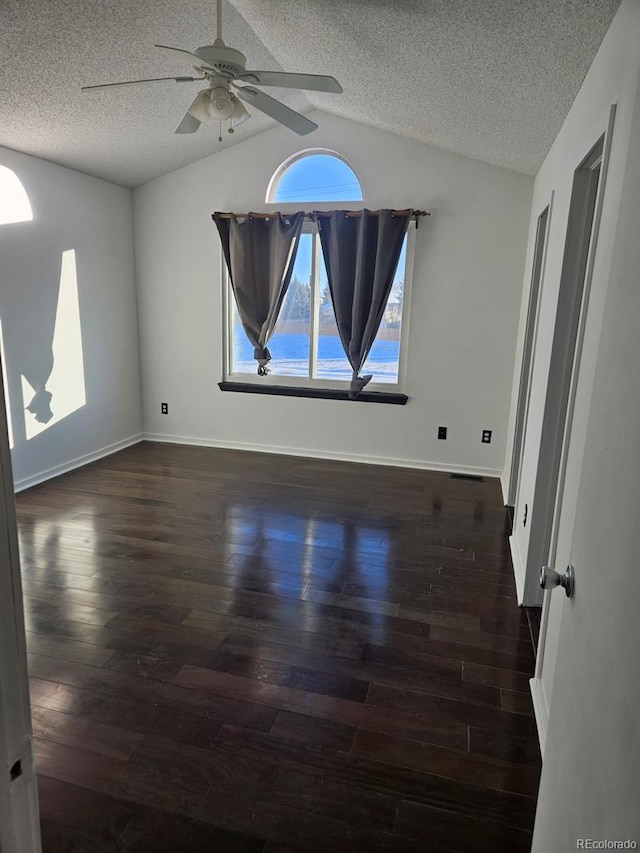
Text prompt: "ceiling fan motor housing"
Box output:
[[195, 40, 248, 79]]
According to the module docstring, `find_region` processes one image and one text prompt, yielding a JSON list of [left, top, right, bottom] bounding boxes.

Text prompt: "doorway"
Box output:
[[522, 132, 608, 608]]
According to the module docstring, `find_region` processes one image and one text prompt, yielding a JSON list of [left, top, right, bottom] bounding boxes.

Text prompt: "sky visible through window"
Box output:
[[273, 154, 363, 203]]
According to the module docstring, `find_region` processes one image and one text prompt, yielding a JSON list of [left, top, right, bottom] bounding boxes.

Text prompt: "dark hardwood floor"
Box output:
[[15, 441, 541, 852]]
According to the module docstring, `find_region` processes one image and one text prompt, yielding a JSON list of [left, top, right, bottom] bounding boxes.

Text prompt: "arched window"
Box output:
[[224, 151, 413, 393], [266, 150, 363, 204], [0, 166, 33, 225]]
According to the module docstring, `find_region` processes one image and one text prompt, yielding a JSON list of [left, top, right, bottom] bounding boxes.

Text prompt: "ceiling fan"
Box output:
[[81, 0, 343, 138]]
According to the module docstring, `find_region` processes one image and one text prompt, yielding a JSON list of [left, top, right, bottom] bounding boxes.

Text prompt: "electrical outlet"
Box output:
[[438, 426, 447, 440], [482, 429, 492, 444], [161, 402, 168, 415]]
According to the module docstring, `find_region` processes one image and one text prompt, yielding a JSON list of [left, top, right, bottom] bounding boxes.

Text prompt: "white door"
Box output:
[[0, 358, 41, 850], [531, 109, 640, 849]]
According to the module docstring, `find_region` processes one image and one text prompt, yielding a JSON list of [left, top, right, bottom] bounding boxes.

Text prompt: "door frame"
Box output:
[[521, 107, 615, 609], [507, 197, 553, 508], [0, 354, 41, 850], [530, 104, 616, 750]]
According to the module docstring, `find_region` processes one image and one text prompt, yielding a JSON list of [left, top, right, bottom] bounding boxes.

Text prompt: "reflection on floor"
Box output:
[[17, 442, 541, 852]]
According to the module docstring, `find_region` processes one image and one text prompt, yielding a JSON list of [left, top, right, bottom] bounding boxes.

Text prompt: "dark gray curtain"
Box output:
[[316, 209, 411, 398], [213, 212, 304, 374]]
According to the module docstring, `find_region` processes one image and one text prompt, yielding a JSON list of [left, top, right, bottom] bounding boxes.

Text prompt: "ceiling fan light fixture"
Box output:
[[231, 96, 250, 127], [187, 91, 213, 124], [209, 86, 234, 120]]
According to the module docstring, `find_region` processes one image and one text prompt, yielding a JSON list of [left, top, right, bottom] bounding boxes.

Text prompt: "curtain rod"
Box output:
[[212, 209, 430, 220]]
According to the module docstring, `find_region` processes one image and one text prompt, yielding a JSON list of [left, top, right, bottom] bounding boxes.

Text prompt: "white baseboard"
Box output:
[[510, 533, 526, 604], [530, 676, 549, 757], [13, 434, 144, 493], [142, 432, 503, 480]]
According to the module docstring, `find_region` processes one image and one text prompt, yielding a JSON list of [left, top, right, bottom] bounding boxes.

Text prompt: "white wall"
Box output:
[[502, 0, 640, 735], [0, 147, 142, 489], [134, 112, 532, 475], [503, 0, 640, 605], [532, 4, 640, 847]]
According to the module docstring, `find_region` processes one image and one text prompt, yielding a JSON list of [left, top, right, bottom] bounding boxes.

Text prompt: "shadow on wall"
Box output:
[[0, 164, 86, 453]]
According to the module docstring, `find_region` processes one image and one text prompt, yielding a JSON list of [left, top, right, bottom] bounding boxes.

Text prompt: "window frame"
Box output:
[[221, 217, 416, 395]]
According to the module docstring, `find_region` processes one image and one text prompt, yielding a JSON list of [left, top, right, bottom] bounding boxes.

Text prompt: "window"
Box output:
[[0, 165, 32, 225], [267, 149, 363, 203], [223, 151, 414, 394], [0, 164, 33, 450]]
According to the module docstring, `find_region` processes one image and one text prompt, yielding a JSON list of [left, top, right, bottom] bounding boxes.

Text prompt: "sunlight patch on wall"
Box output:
[[0, 317, 15, 449], [0, 165, 33, 225], [22, 249, 86, 439]]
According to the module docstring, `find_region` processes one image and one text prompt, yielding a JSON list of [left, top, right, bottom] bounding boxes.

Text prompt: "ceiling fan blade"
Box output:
[[155, 44, 215, 69], [239, 71, 343, 94], [81, 76, 202, 91], [234, 86, 317, 135], [175, 112, 201, 134]]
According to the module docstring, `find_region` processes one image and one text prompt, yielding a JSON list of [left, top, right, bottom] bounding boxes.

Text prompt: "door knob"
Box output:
[[540, 564, 574, 598]]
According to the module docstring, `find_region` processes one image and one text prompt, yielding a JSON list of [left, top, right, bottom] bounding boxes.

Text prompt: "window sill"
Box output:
[[218, 381, 408, 405]]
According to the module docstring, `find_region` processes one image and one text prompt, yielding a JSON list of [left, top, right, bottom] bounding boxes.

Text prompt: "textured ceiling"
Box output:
[[0, 0, 621, 187]]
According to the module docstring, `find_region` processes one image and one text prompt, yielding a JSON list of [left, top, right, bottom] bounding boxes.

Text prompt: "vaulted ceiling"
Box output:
[[0, 0, 621, 187]]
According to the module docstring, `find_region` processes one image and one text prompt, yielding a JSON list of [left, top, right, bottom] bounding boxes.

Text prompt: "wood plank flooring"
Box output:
[[15, 442, 540, 852]]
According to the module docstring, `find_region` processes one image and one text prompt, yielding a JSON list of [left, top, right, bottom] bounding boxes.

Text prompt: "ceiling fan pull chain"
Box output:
[[218, 121, 223, 142]]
